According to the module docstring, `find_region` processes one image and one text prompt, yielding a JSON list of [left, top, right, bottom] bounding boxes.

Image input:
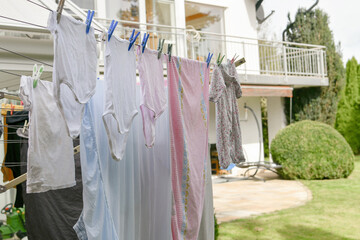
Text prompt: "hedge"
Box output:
[[270, 120, 354, 180]]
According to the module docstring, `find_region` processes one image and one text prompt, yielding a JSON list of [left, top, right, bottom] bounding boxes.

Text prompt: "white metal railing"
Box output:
[[0, 14, 327, 80], [94, 17, 327, 79], [186, 32, 327, 79]]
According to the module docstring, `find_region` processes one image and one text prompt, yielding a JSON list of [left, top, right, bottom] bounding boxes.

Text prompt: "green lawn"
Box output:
[[218, 156, 360, 240]]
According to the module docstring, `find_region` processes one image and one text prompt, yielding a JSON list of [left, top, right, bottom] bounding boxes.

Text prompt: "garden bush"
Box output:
[[270, 120, 354, 180]]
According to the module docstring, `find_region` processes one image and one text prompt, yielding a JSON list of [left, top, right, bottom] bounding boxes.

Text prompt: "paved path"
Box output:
[[213, 170, 312, 223]]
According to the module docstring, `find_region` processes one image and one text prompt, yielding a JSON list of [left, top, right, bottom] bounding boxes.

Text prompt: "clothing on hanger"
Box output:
[[167, 56, 210, 240], [48, 10, 97, 139], [209, 60, 245, 169]]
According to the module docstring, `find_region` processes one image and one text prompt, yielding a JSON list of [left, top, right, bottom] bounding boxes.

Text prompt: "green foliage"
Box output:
[[270, 120, 354, 180], [214, 213, 219, 239], [335, 58, 360, 154], [261, 98, 269, 158], [284, 9, 345, 126]]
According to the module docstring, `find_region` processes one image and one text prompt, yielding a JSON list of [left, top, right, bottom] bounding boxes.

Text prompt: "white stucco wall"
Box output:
[[267, 97, 287, 160]]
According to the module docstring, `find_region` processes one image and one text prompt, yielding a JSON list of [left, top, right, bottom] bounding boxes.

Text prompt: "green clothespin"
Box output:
[[217, 53, 225, 66], [157, 39, 165, 59], [33, 64, 44, 88]]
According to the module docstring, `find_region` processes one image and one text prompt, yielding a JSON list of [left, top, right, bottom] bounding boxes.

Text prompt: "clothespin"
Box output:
[[216, 53, 225, 66], [32, 64, 44, 88], [231, 53, 239, 64], [235, 57, 246, 67], [206, 53, 213, 68], [128, 29, 140, 51], [22, 120, 28, 134], [85, 10, 95, 34], [157, 39, 165, 59], [167, 44, 173, 62], [141, 33, 150, 53], [10, 104, 14, 116], [107, 20, 118, 41], [56, 0, 65, 23]]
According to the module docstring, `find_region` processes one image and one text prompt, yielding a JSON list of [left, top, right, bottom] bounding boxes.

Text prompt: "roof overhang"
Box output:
[[241, 85, 293, 97]]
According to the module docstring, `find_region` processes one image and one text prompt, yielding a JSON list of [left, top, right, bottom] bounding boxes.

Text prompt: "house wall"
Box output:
[[267, 97, 287, 160], [209, 96, 264, 163]]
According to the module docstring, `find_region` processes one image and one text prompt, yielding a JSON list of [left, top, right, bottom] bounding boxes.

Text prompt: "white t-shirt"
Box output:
[[20, 76, 75, 193], [47, 11, 98, 139], [102, 36, 138, 161]]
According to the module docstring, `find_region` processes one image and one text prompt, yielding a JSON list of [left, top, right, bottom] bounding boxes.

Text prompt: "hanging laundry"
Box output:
[[4, 110, 28, 208], [75, 80, 172, 240], [21, 139, 83, 240], [19, 76, 75, 193], [103, 36, 138, 160], [1, 116, 15, 182], [197, 153, 215, 240], [167, 56, 209, 240], [47, 10, 97, 138], [137, 47, 167, 148], [209, 60, 246, 169]]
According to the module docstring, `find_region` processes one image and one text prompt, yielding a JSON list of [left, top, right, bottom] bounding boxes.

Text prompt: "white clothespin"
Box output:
[[32, 64, 44, 88], [22, 120, 28, 134]]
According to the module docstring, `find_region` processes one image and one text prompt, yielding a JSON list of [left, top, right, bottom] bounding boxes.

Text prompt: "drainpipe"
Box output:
[[282, 0, 319, 41]]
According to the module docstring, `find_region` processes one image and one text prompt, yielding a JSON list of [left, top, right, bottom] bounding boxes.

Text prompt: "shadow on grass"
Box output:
[[277, 225, 356, 240]]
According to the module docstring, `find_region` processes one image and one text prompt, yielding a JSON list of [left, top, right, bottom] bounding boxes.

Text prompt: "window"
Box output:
[[185, 3, 225, 61], [106, 0, 140, 22], [185, 2, 224, 34], [146, 0, 175, 26]]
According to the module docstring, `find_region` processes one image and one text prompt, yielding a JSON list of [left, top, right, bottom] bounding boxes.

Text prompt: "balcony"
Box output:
[[0, 8, 328, 89], [94, 17, 328, 87]]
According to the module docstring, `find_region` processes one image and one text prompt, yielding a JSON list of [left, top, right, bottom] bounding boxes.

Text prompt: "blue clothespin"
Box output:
[[141, 33, 150, 53], [128, 29, 140, 51], [206, 53, 213, 68], [108, 20, 118, 41], [85, 10, 95, 34]]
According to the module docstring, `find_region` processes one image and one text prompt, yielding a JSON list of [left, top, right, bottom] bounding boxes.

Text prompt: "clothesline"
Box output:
[[2, 0, 104, 33], [0, 70, 22, 77], [0, 46, 53, 67], [0, 162, 27, 166]]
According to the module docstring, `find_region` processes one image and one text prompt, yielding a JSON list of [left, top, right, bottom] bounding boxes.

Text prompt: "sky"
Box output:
[[262, 0, 360, 64]]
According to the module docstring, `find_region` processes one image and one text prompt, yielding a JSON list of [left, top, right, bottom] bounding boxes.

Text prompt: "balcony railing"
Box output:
[[94, 17, 327, 80], [0, 13, 327, 81]]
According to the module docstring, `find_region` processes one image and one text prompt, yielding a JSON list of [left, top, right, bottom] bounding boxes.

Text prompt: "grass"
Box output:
[[218, 156, 360, 240]]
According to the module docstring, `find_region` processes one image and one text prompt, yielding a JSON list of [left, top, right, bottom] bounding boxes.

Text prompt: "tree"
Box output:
[[335, 58, 360, 154], [284, 8, 345, 126]]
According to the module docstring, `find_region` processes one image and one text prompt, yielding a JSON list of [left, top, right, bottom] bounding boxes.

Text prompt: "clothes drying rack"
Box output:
[[219, 103, 282, 182]]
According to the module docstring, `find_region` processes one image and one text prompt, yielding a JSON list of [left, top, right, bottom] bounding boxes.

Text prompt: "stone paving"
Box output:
[[213, 170, 312, 223]]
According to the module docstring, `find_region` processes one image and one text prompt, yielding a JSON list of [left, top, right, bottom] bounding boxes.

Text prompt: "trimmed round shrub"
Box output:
[[270, 120, 354, 180]]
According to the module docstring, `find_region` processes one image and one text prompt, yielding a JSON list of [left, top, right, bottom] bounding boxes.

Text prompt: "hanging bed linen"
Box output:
[[75, 80, 172, 240], [167, 56, 210, 240]]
